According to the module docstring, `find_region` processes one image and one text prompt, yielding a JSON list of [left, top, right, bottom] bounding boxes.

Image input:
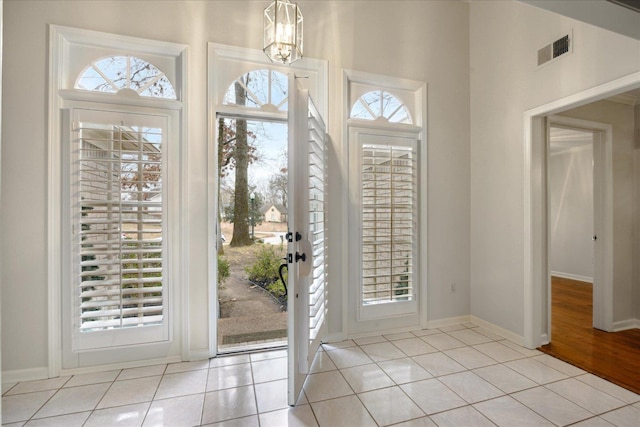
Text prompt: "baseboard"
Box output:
[[188, 349, 211, 361], [469, 315, 526, 347], [2, 367, 49, 385], [612, 318, 640, 332], [550, 271, 593, 283]]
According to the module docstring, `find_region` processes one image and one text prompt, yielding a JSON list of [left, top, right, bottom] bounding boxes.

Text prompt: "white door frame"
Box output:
[[546, 115, 613, 338], [523, 71, 640, 348]]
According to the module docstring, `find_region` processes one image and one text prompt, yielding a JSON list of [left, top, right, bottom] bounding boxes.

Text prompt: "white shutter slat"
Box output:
[[74, 120, 164, 333], [360, 142, 416, 306]]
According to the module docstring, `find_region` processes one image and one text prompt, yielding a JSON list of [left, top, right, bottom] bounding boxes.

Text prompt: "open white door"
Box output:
[[287, 75, 328, 406]]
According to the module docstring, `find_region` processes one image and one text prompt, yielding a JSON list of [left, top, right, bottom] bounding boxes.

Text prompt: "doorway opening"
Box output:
[[216, 116, 289, 353]]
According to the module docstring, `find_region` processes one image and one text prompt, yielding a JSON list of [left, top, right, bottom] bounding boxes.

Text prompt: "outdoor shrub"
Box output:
[[245, 245, 284, 283], [218, 255, 230, 285]]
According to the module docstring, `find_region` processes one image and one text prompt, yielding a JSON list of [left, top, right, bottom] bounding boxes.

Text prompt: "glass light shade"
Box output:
[[263, 0, 303, 64]]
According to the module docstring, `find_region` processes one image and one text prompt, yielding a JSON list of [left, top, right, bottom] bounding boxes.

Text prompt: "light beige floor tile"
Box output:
[[473, 364, 537, 394], [600, 405, 640, 427], [251, 357, 288, 383], [571, 417, 616, 427], [302, 371, 353, 403], [533, 354, 586, 377], [2, 390, 57, 424], [391, 338, 438, 357], [438, 371, 504, 404], [5, 377, 70, 395], [321, 340, 356, 351], [201, 385, 257, 425], [117, 365, 166, 381], [474, 396, 555, 426], [546, 378, 626, 414], [3, 421, 26, 427], [401, 378, 467, 415], [389, 416, 437, 426], [439, 325, 467, 332], [444, 346, 497, 369], [420, 333, 466, 351], [360, 341, 407, 362], [411, 329, 441, 337], [383, 332, 415, 341], [512, 386, 592, 426], [204, 415, 259, 427], [34, 383, 110, 419], [309, 351, 337, 373], [473, 327, 505, 341], [340, 363, 395, 393], [447, 329, 493, 346], [576, 374, 640, 404], [353, 335, 387, 346], [154, 369, 208, 400], [473, 341, 526, 363], [412, 352, 466, 377], [250, 349, 287, 362], [254, 379, 288, 413], [209, 354, 251, 368], [2, 382, 18, 395], [85, 402, 149, 427], [324, 346, 372, 369], [311, 395, 376, 427], [259, 405, 318, 427], [165, 360, 210, 374], [97, 376, 161, 409], [500, 340, 542, 357], [359, 386, 425, 426], [504, 358, 568, 384], [378, 358, 433, 384], [64, 371, 120, 388], [207, 363, 253, 391], [25, 411, 91, 427], [143, 394, 204, 427], [429, 405, 495, 427]]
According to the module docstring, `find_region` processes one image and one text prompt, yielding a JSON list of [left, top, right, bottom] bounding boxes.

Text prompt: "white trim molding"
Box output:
[[523, 71, 640, 349]]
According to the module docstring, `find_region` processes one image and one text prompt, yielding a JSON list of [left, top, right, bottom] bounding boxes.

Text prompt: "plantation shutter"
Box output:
[[71, 109, 168, 350], [307, 98, 327, 346], [360, 139, 417, 308]]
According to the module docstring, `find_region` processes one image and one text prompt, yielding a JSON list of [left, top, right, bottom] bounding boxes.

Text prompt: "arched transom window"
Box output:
[[75, 55, 177, 99], [223, 69, 288, 112], [350, 90, 412, 124]]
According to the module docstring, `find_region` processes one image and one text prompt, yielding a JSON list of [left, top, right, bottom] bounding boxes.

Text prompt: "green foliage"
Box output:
[[267, 275, 287, 298], [245, 245, 284, 283], [218, 255, 230, 285]]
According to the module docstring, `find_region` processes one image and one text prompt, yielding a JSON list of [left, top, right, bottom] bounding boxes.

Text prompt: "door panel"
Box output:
[[287, 76, 328, 406]]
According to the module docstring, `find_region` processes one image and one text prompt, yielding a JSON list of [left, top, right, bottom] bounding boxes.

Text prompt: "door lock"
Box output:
[[295, 252, 306, 262]]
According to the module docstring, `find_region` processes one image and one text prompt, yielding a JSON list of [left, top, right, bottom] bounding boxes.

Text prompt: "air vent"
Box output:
[[537, 34, 571, 67]]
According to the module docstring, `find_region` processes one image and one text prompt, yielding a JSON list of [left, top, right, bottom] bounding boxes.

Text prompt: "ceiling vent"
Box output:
[[537, 34, 571, 67]]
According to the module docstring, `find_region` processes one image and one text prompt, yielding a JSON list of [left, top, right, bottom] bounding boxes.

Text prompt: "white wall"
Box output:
[[634, 104, 640, 321], [1, 1, 471, 377], [549, 144, 594, 282], [470, 1, 640, 336]]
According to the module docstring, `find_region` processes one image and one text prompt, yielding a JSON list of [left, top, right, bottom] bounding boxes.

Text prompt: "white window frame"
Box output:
[[49, 25, 188, 375], [344, 69, 427, 334]]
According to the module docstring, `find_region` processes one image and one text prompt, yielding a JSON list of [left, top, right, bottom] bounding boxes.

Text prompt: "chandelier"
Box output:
[[263, 0, 303, 64]]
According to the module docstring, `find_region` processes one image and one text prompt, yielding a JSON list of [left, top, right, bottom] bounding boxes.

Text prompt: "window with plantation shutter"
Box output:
[[71, 109, 169, 350], [361, 142, 416, 306]]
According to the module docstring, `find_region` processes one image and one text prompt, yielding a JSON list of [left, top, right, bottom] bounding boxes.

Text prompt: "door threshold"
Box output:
[[217, 339, 287, 356]]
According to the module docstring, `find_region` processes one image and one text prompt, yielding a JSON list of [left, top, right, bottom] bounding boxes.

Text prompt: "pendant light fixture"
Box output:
[[263, 0, 303, 64]]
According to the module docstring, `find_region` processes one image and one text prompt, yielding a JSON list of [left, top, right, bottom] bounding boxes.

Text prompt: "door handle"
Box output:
[[593, 235, 597, 241]]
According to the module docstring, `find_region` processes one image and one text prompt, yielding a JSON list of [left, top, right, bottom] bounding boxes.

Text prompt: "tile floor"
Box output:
[[2, 323, 640, 426]]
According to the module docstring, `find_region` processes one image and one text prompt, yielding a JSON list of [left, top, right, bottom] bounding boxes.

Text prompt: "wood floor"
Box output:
[[539, 276, 640, 394]]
